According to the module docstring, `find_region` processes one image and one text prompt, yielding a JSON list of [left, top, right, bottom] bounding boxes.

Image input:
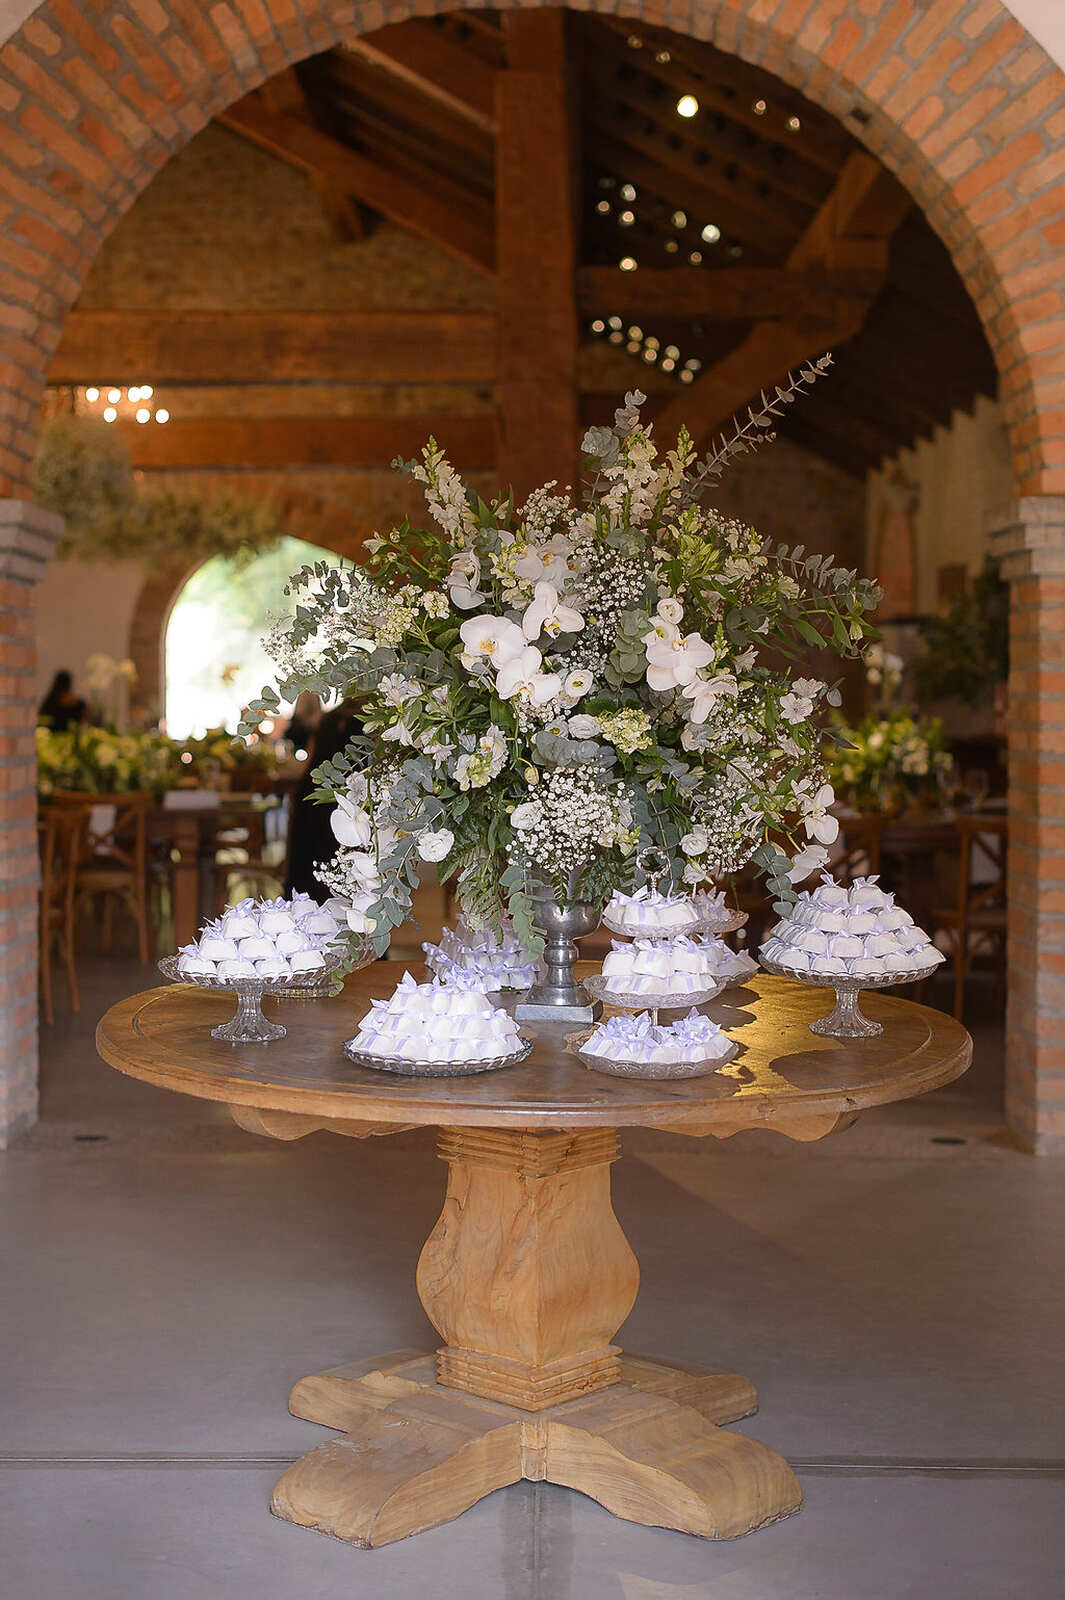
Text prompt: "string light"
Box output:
[[676, 95, 699, 119], [103, 406, 117, 422], [128, 386, 141, 402], [626, 34, 642, 48], [619, 183, 637, 202], [589, 321, 699, 386], [107, 388, 121, 404], [689, 250, 703, 264], [135, 407, 150, 424], [155, 409, 170, 424], [628, 326, 643, 340], [619, 256, 638, 272], [85, 387, 99, 403], [655, 49, 671, 63], [701, 223, 721, 243], [664, 239, 679, 254], [590, 319, 606, 334], [618, 210, 635, 226], [671, 210, 687, 228], [787, 115, 801, 132], [596, 199, 611, 214], [752, 99, 767, 115]]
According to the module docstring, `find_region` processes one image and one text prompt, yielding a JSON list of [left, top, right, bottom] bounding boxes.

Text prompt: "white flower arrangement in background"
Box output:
[[243, 381, 881, 955]]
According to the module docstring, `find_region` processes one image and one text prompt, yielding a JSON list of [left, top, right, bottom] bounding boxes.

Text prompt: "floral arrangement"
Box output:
[[242, 386, 881, 956], [36, 723, 176, 797], [34, 414, 284, 565], [828, 710, 952, 814], [176, 726, 278, 783]]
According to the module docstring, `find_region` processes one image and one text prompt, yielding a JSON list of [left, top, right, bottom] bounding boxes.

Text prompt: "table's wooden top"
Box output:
[[95, 967, 971, 1138]]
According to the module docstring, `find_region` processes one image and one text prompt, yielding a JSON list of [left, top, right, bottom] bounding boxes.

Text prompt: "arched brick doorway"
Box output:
[[3, 0, 1064, 1148]]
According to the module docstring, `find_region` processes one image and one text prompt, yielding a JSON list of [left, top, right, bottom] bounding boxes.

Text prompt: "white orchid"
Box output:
[[682, 672, 739, 725], [788, 843, 831, 883], [496, 645, 562, 705], [645, 631, 716, 693], [801, 783, 840, 845], [346, 851, 382, 893], [458, 614, 525, 670], [642, 618, 681, 649], [345, 893, 378, 934], [447, 552, 485, 610], [514, 535, 572, 587], [521, 581, 584, 641], [417, 828, 454, 862], [330, 795, 372, 849]]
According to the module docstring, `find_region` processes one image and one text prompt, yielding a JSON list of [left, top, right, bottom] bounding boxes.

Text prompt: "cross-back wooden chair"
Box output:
[[833, 813, 884, 884], [930, 814, 1008, 1021], [38, 804, 84, 1024], [50, 791, 153, 964]]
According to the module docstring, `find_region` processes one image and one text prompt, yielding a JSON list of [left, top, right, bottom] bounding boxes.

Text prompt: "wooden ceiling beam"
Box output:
[[219, 93, 495, 274], [585, 132, 793, 260], [495, 10, 580, 497], [115, 415, 498, 471], [49, 311, 498, 385], [595, 18, 852, 176], [577, 265, 882, 322], [340, 20, 497, 133], [316, 51, 495, 172], [592, 35, 830, 210], [258, 68, 366, 242], [587, 93, 809, 234], [654, 152, 910, 451]]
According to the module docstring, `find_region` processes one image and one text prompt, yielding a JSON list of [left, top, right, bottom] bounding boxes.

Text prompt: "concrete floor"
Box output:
[[2, 960, 1063, 1598]]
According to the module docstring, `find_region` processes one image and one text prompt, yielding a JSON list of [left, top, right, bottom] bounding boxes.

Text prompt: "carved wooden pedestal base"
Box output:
[[271, 1350, 800, 1546], [270, 1128, 801, 1547]]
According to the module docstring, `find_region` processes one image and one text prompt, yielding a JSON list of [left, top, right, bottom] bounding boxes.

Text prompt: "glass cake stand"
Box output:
[[758, 952, 942, 1039], [341, 1036, 534, 1078], [572, 1026, 740, 1081], [584, 972, 726, 1027], [695, 908, 749, 937], [158, 950, 347, 1044]]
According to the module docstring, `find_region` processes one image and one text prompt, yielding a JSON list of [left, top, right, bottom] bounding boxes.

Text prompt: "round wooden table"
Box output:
[[97, 968, 971, 1549]]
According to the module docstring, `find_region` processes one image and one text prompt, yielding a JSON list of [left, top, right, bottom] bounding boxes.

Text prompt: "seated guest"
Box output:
[[39, 669, 87, 732], [285, 701, 364, 902]]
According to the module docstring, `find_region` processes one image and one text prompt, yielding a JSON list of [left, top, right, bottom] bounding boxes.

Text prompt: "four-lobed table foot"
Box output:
[[272, 1350, 800, 1547]]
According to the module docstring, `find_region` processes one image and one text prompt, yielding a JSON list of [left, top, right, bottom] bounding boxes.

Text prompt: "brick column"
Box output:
[[991, 497, 1065, 1155], [0, 501, 63, 1148]]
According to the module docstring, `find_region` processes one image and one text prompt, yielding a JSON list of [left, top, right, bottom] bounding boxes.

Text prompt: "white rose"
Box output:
[[656, 596, 684, 625], [680, 828, 708, 856], [509, 801, 541, 830], [417, 828, 454, 863], [563, 670, 593, 699], [567, 714, 601, 739]]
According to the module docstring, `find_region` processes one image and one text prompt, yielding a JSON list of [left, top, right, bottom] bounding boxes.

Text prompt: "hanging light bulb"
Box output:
[[676, 95, 699, 119], [85, 387, 99, 403]]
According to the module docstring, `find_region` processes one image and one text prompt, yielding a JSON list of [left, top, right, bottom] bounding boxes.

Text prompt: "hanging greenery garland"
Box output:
[[33, 413, 284, 564]]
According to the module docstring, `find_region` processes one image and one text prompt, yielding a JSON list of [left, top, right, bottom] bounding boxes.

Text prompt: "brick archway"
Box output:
[[3, 0, 1065, 1148]]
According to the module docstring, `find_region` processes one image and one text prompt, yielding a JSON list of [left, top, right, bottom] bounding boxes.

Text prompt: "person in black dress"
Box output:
[[39, 670, 87, 732], [284, 701, 364, 902]]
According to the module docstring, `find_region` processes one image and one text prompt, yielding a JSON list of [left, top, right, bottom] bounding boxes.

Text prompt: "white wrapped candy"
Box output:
[[199, 932, 238, 961]]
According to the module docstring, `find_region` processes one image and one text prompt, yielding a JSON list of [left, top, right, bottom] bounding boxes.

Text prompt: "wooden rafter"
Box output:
[[114, 416, 497, 471], [577, 266, 882, 323], [258, 68, 366, 241], [219, 93, 495, 274], [341, 20, 496, 133], [654, 153, 911, 451], [495, 10, 579, 497], [49, 311, 497, 385]]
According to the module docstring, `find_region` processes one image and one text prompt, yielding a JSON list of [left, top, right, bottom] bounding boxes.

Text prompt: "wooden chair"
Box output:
[[213, 797, 286, 913], [51, 792, 153, 964], [38, 805, 84, 1024], [930, 814, 1008, 1021]]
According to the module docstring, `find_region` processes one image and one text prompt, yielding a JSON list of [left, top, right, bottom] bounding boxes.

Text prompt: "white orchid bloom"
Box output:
[[514, 536, 572, 587], [330, 795, 373, 849], [345, 892, 378, 933], [802, 783, 840, 845], [682, 672, 739, 725], [645, 631, 716, 693], [521, 581, 584, 641], [496, 645, 563, 705], [458, 614, 525, 669], [347, 851, 382, 893], [447, 553, 485, 610], [642, 618, 681, 649], [788, 843, 831, 884]]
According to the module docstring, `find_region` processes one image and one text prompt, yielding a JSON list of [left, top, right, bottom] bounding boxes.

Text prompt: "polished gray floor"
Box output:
[[2, 960, 1063, 1598]]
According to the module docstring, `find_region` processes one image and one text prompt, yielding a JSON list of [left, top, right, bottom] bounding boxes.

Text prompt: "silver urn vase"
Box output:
[[514, 871, 603, 1024]]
